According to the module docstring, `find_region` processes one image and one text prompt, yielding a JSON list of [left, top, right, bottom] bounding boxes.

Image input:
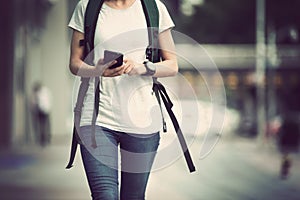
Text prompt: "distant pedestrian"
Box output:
[[277, 114, 300, 179], [31, 82, 52, 146]]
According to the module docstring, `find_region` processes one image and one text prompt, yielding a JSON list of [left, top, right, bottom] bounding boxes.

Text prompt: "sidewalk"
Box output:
[[0, 135, 90, 200], [148, 135, 300, 200], [0, 134, 299, 200]]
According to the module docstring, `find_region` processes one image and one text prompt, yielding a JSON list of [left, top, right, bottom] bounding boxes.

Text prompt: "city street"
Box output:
[[1, 1, 300, 200], [1, 133, 299, 200]]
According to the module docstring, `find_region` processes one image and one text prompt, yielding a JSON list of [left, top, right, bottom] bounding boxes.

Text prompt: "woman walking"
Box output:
[[68, 0, 177, 199]]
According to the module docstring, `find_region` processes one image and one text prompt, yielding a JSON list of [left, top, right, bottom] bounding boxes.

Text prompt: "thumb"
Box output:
[[97, 58, 104, 65]]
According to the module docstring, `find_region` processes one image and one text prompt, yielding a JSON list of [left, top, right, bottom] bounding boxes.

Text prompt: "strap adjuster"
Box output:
[[79, 39, 85, 47]]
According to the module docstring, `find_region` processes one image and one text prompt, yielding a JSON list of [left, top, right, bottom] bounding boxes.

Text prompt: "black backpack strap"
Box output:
[[66, 0, 104, 169], [141, 0, 160, 63], [65, 126, 79, 169], [66, 77, 90, 169], [142, 0, 196, 173], [82, 0, 104, 60], [153, 81, 196, 173], [141, 0, 167, 132]]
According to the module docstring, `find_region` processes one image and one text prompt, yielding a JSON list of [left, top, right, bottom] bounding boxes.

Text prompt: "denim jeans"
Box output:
[[79, 126, 160, 200]]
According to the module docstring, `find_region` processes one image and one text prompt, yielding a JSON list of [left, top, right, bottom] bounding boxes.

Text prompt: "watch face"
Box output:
[[147, 62, 156, 73], [143, 61, 156, 76]]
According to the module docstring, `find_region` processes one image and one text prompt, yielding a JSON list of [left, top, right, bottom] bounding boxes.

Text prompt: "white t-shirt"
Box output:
[[68, 0, 174, 134]]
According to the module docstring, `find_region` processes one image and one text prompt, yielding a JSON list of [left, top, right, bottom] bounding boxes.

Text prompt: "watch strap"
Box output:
[[142, 61, 156, 76]]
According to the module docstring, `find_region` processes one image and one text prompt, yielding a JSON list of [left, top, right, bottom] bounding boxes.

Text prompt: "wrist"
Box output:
[[142, 60, 156, 76], [139, 63, 147, 75]]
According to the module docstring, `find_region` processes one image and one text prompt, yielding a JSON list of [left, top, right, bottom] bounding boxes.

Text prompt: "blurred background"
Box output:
[[0, 0, 300, 199]]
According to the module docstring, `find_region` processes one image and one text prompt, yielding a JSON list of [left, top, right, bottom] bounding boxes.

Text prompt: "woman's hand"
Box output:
[[94, 57, 148, 77], [97, 59, 126, 77], [123, 59, 146, 76]]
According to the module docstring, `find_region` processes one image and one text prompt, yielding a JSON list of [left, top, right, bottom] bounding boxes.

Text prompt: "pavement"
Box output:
[[0, 133, 300, 200]]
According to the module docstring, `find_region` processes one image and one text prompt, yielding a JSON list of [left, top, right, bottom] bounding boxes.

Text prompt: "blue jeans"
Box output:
[[79, 126, 160, 200]]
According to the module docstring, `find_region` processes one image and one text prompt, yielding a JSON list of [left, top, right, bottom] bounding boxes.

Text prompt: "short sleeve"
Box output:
[[156, 0, 175, 33], [68, 0, 87, 33]]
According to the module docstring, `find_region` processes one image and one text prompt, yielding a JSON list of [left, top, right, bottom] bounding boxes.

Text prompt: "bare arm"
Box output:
[[69, 30, 124, 77], [69, 30, 96, 77], [154, 28, 178, 77]]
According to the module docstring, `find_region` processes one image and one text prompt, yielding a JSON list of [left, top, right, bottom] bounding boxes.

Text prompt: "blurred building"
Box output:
[[0, 0, 77, 148], [177, 44, 300, 137]]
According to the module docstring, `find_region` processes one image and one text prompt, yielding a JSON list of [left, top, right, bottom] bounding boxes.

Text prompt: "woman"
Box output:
[[68, 0, 178, 199]]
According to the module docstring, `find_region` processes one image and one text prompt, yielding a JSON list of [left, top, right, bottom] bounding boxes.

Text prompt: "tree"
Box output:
[[177, 0, 256, 43]]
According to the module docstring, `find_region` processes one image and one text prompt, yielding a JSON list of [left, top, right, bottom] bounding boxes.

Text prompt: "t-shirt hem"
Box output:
[[79, 122, 161, 134]]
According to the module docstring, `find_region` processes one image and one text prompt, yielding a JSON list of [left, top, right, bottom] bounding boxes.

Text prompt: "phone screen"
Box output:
[[104, 50, 123, 69]]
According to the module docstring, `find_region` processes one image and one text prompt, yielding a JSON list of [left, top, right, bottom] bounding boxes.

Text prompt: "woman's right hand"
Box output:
[[96, 59, 125, 77]]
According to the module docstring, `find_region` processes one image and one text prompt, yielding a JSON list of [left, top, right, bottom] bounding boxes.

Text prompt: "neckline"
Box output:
[[103, 0, 138, 11]]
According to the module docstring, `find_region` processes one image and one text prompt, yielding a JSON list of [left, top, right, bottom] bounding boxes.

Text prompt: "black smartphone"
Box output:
[[104, 50, 123, 69]]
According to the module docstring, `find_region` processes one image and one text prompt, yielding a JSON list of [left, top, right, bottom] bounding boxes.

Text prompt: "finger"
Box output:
[[104, 65, 124, 76], [109, 68, 124, 77], [128, 69, 137, 76], [124, 63, 133, 74], [106, 60, 117, 68], [111, 64, 124, 72], [102, 70, 121, 77], [96, 58, 112, 74]]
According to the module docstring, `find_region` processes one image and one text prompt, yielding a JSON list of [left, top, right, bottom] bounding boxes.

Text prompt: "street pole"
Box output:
[[256, 0, 266, 143], [0, 0, 15, 149]]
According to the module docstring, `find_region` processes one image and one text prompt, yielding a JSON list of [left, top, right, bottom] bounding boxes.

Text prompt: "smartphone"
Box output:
[[104, 50, 123, 69]]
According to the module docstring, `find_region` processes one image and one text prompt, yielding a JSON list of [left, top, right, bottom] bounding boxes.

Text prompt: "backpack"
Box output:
[[66, 0, 195, 173]]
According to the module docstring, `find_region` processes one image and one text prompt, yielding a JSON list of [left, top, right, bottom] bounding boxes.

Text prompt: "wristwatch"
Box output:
[[142, 60, 156, 76]]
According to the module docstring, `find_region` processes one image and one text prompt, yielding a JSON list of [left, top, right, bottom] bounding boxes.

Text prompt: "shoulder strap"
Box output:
[[141, 0, 159, 28], [141, 0, 160, 62], [82, 0, 104, 62], [83, 0, 104, 149], [66, 0, 104, 169]]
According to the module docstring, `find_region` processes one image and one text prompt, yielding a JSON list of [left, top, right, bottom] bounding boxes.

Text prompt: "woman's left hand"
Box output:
[[123, 59, 146, 76]]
